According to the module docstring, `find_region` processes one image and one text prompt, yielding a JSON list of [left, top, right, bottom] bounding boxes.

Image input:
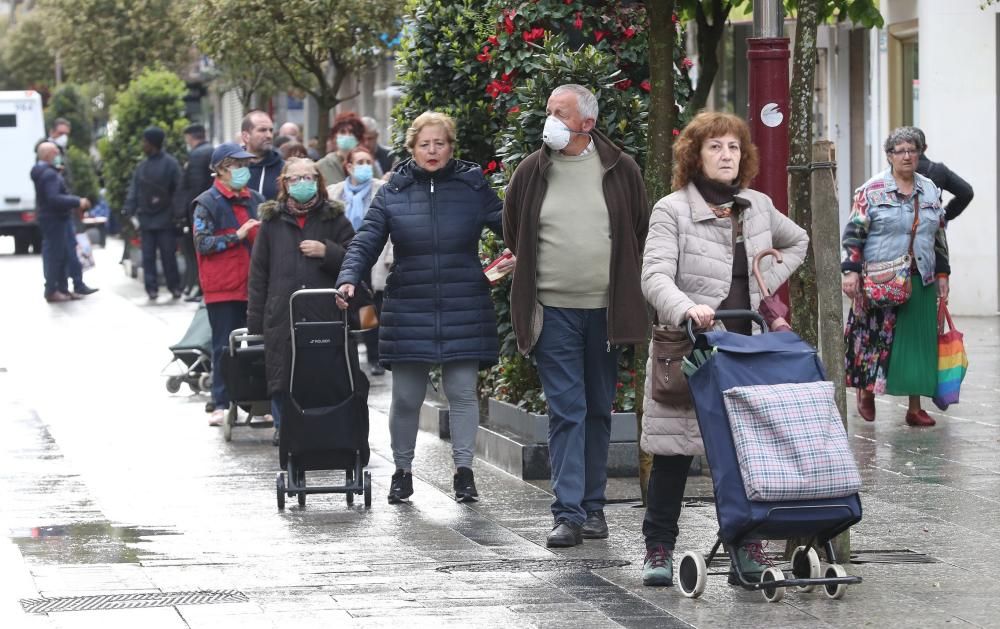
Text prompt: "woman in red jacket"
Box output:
[[191, 143, 262, 426]]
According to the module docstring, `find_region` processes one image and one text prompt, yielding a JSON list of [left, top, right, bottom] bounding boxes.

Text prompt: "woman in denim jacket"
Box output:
[[842, 127, 950, 427]]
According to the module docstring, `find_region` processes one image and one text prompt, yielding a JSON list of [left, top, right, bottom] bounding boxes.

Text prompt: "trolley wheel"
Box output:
[[298, 490, 306, 508], [363, 471, 372, 509], [205, 402, 215, 413], [223, 404, 236, 442], [166, 377, 181, 394], [791, 546, 822, 593], [677, 551, 707, 598], [823, 564, 848, 600], [198, 373, 212, 391], [276, 473, 286, 511], [760, 567, 785, 603]]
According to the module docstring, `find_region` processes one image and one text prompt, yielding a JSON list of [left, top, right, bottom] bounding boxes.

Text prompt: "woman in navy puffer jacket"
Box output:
[[337, 112, 510, 505]]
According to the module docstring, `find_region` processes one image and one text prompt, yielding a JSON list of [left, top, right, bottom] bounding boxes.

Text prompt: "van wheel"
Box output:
[[14, 233, 31, 255]]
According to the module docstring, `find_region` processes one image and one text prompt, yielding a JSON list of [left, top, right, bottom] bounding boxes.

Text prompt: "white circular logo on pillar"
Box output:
[[761, 103, 784, 128]]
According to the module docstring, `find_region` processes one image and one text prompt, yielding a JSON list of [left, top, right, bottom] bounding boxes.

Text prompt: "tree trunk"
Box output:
[[783, 0, 850, 563], [787, 0, 820, 347], [637, 0, 677, 505], [687, 1, 731, 114]]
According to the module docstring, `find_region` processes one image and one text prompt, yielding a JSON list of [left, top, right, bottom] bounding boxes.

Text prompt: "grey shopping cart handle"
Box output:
[[685, 309, 768, 343], [228, 327, 265, 353]]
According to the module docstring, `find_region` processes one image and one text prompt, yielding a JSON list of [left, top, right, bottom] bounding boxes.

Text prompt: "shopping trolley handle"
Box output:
[[228, 327, 265, 352], [685, 309, 768, 343]]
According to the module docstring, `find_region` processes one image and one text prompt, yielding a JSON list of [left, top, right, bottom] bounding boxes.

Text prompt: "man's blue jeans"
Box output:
[[533, 306, 621, 525], [64, 219, 83, 292], [206, 301, 247, 409], [141, 228, 180, 295], [38, 215, 69, 296]]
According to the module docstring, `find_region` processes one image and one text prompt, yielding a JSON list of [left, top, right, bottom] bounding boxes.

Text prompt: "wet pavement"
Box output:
[[1, 238, 999, 628]]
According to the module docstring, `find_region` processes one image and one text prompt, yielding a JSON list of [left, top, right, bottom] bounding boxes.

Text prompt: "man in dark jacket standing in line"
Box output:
[[503, 84, 650, 548], [180, 123, 214, 301], [32, 142, 91, 303], [912, 127, 974, 222], [124, 126, 184, 301], [242, 110, 283, 200]]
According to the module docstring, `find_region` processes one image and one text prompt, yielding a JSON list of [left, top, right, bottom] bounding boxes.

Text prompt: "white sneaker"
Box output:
[[208, 409, 225, 426]]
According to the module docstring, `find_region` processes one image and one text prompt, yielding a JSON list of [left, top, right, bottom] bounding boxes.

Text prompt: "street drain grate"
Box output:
[[21, 590, 248, 614], [438, 558, 630, 573], [850, 549, 939, 564]]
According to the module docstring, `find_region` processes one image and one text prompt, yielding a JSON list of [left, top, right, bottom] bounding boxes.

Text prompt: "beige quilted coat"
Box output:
[[640, 183, 809, 456]]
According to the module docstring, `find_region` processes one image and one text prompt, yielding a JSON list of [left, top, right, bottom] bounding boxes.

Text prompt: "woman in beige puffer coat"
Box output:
[[638, 111, 809, 588]]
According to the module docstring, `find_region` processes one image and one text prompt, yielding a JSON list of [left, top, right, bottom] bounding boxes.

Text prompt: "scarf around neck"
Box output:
[[694, 174, 744, 218], [285, 195, 320, 216], [343, 178, 372, 230]]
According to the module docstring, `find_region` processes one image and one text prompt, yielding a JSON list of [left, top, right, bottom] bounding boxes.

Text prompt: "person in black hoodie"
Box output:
[[912, 127, 974, 222], [248, 157, 355, 447], [241, 110, 284, 200], [180, 123, 214, 300], [123, 126, 184, 301]]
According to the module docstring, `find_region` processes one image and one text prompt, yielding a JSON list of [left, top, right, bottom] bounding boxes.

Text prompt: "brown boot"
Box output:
[[856, 389, 876, 422]]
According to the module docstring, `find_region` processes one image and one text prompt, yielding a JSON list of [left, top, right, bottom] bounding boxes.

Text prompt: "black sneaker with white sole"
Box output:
[[388, 469, 413, 503], [453, 466, 479, 502]]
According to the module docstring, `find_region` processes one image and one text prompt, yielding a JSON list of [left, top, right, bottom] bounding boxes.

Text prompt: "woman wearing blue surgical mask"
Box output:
[[316, 112, 383, 186], [248, 157, 356, 447], [328, 147, 390, 376]]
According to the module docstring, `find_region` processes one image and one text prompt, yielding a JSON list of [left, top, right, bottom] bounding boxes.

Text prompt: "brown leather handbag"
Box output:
[[650, 324, 693, 408], [357, 305, 379, 331]]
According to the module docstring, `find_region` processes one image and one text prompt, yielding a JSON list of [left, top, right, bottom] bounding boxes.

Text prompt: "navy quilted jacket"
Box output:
[[337, 158, 503, 368]]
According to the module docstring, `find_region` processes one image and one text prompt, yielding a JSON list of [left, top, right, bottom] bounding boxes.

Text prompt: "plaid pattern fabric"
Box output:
[[723, 381, 862, 502]]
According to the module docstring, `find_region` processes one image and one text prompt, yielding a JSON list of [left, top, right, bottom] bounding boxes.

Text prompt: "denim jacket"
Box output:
[[841, 169, 949, 286]]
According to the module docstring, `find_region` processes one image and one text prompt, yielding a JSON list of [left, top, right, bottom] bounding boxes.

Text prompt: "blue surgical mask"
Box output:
[[352, 164, 373, 183], [229, 166, 251, 190], [288, 180, 317, 203], [336, 135, 358, 152]]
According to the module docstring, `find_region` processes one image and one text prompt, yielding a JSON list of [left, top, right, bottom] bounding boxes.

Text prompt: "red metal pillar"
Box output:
[[747, 3, 790, 307]]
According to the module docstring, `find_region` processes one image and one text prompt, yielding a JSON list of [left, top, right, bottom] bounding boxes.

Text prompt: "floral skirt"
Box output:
[[844, 298, 897, 394]]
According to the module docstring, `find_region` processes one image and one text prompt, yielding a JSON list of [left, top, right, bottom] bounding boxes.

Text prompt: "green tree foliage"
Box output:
[[392, 0, 497, 166], [41, 0, 192, 90], [100, 69, 189, 226], [2, 10, 56, 91], [677, 0, 883, 113], [189, 0, 401, 140], [46, 84, 92, 149], [66, 146, 99, 204]]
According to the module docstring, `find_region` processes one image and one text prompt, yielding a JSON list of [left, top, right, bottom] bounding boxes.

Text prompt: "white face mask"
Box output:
[[542, 116, 576, 151], [53, 134, 69, 149]]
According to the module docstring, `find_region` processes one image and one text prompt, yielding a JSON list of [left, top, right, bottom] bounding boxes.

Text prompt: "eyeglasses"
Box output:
[[889, 149, 918, 157], [285, 174, 316, 184]]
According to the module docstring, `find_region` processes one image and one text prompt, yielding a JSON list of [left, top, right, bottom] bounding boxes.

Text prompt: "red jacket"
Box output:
[[192, 180, 263, 303]]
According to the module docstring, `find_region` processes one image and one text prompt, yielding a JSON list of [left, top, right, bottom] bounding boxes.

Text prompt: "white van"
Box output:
[[0, 90, 46, 254]]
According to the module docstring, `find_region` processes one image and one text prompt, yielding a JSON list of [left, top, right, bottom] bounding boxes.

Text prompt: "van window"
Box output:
[[0, 114, 16, 127]]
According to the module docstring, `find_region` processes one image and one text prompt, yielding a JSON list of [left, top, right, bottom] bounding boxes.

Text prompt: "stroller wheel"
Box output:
[[363, 471, 372, 509], [223, 405, 236, 442], [276, 473, 286, 511], [791, 546, 821, 592], [198, 373, 212, 391], [823, 564, 848, 600], [760, 567, 785, 603], [165, 377, 181, 394], [677, 551, 707, 598]]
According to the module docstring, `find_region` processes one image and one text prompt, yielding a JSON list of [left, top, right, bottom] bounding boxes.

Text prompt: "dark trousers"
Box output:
[[141, 228, 181, 295], [206, 301, 247, 408], [38, 215, 69, 296], [362, 290, 384, 364], [642, 454, 694, 551], [180, 228, 200, 293], [533, 306, 620, 525]]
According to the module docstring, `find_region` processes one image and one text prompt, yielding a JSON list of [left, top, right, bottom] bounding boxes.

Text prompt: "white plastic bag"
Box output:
[[76, 233, 95, 270]]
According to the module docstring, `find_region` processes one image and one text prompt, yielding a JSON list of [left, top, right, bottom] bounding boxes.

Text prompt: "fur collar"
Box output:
[[259, 198, 345, 222]]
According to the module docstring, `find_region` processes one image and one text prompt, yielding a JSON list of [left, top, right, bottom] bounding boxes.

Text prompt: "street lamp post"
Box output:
[[747, 0, 791, 305]]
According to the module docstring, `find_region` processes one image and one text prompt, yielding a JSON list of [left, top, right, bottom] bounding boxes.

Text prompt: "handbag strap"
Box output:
[[906, 190, 920, 257], [938, 300, 955, 334]]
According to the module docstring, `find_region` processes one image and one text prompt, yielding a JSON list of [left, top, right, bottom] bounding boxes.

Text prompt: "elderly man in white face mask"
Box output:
[[502, 84, 650, 548]]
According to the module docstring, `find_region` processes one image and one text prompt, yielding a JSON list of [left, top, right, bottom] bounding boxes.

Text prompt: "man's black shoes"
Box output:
[[546, 519, 583, 548], [74, 285, 99, 296], [581, 510, 609, 539], [453, 466, 478, 503], [388, 469, 413, 503]]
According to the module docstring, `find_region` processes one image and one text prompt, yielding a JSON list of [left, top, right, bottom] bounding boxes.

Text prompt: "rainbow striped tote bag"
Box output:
[[932, 303, 968, 411]]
